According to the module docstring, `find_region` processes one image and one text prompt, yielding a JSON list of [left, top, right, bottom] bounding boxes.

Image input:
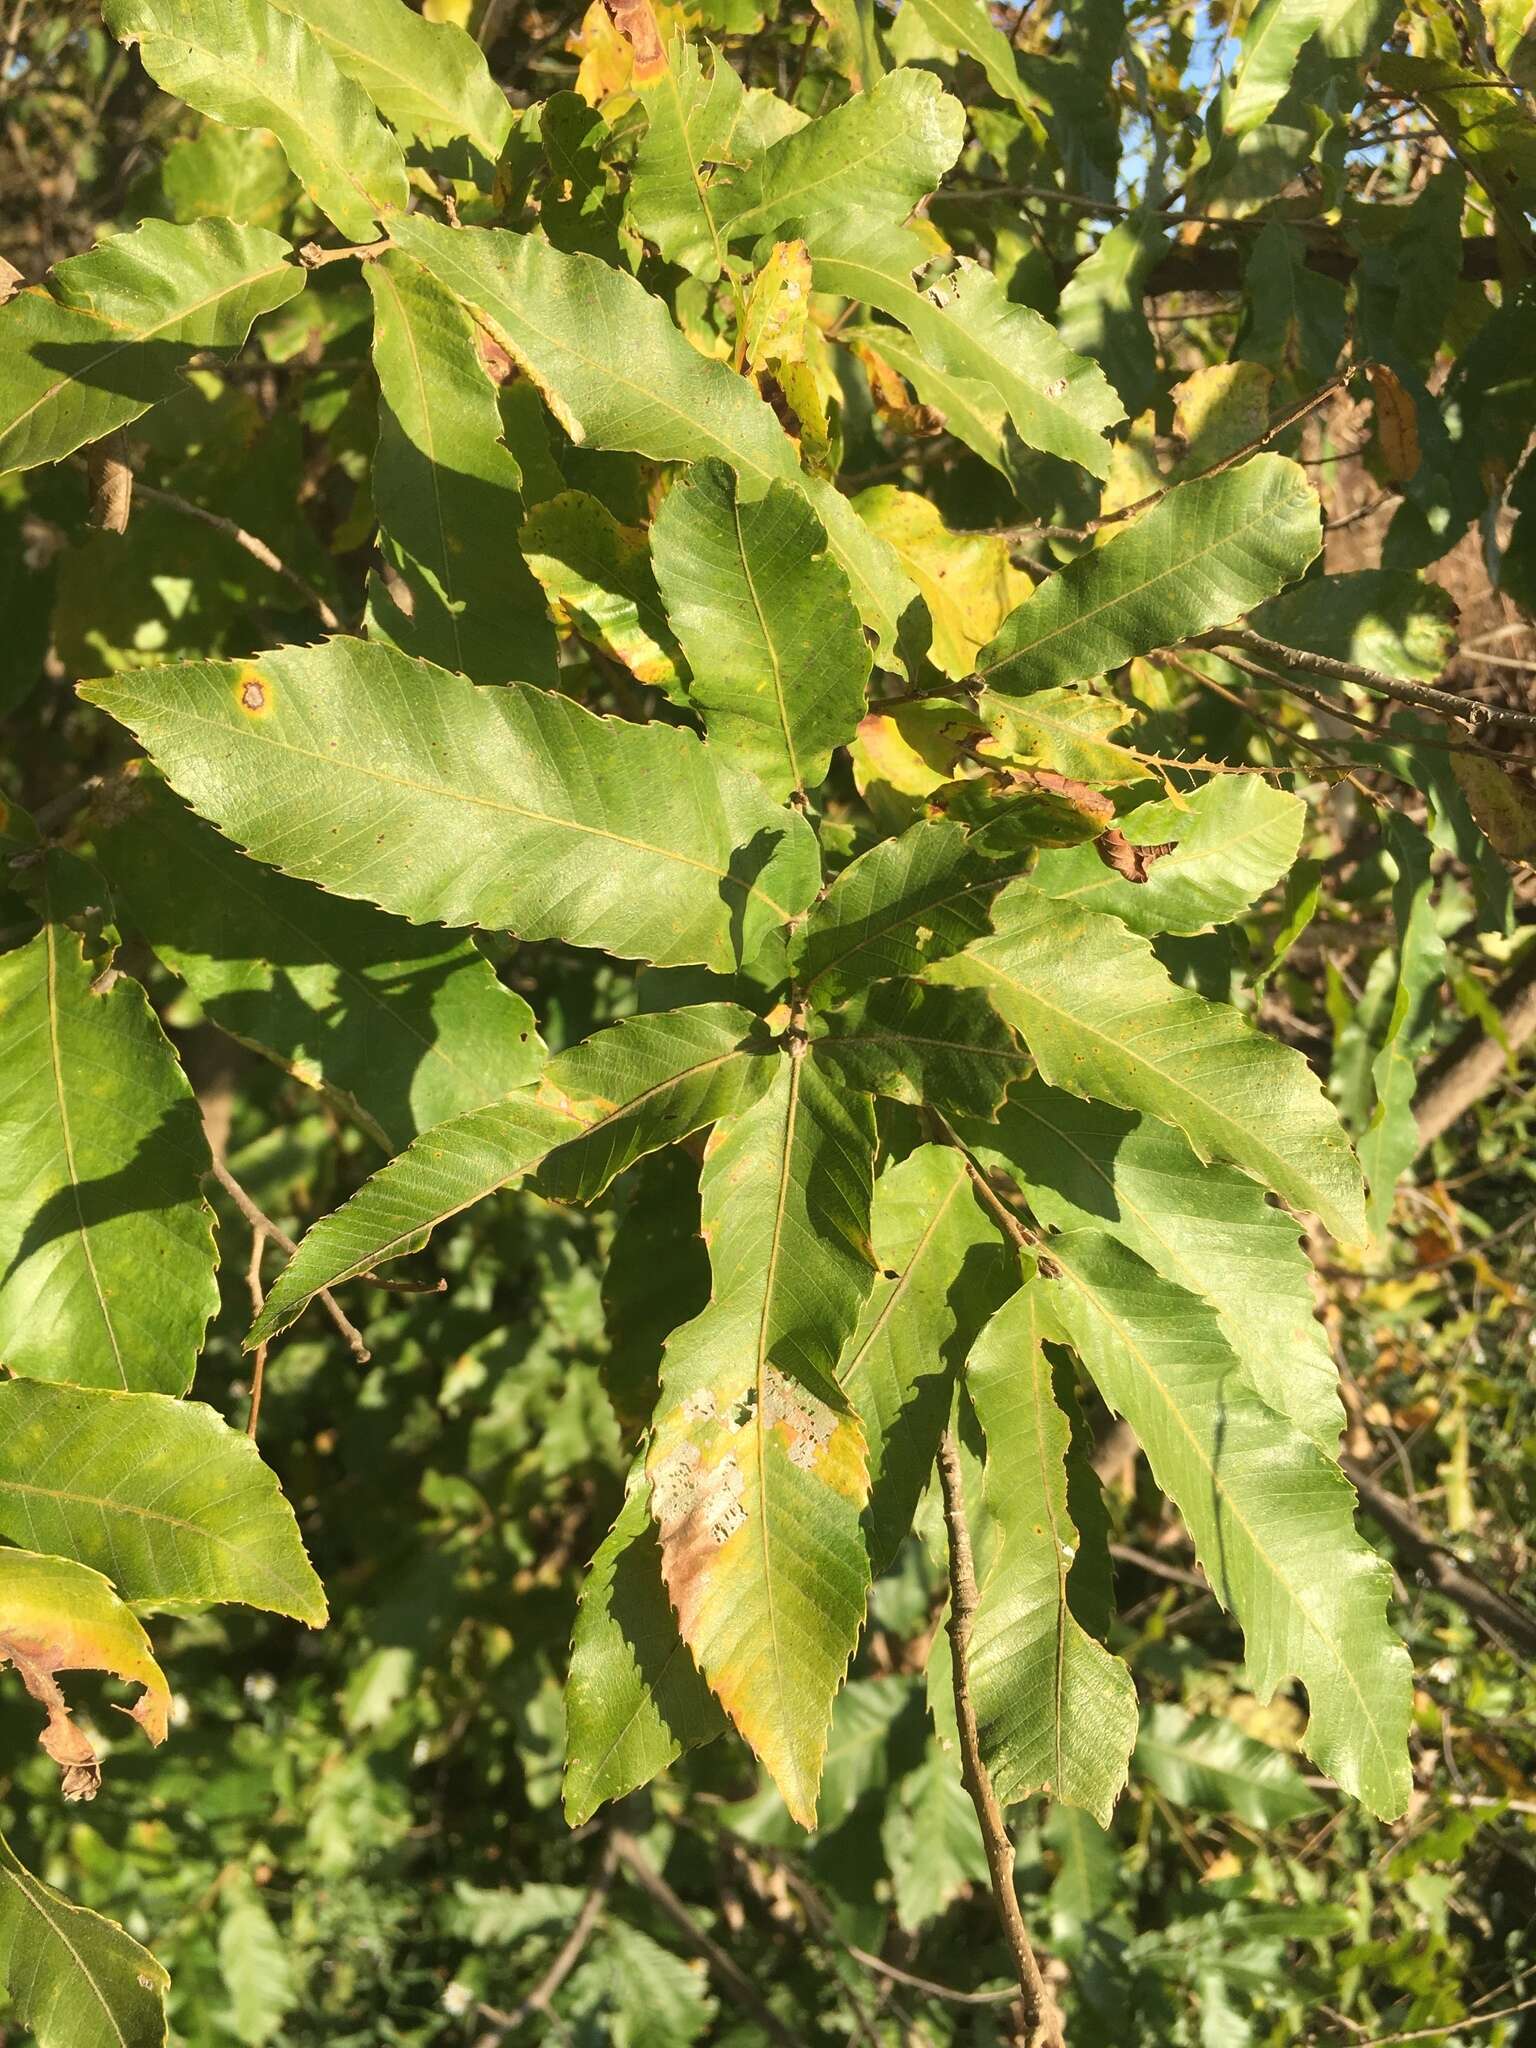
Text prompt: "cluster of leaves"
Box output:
[[2, 0, 1536, 2042]]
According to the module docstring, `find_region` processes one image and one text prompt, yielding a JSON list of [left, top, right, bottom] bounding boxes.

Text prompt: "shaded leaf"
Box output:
[[521, 490, 686, 696], [1134, 1703, 1322, 1827], [1360, 817, 1446, 1240], [365, 249, 557, 686], [251, 1003, 773, 1341], [881, 1737, 989, 1930], [0, 1833, 168, 2048], [967, 1282, 1138, 1825], [0, 219, 303, 476], [818, 979, 1029, 1121], [0, 928, 217, 1395], [794, 817, 1026, 999], [652, 460, 870, 799], [563, 1478, 725, 1825], [836, 1144, 1008, 1569]]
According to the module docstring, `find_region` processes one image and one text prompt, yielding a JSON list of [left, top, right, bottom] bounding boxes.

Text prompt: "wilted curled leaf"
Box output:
[[1367, 363, 1421, 483], [604, 0, 666, 82], [0, 1550, 171, 1800], [1094, 825, 1178, 883]]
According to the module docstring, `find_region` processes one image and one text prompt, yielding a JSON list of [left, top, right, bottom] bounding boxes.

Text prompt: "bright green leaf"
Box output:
[[0, 1382, 326, 1625], [1044, 1230, 1412, 1818], [0, 1834, 168, 2048], [82, 641, 820, 975], [976, 456, 1322, 696], [967, 1282, 1138, 1825], [933, 881, 1367, 1244], [103, 0, 409, 241]]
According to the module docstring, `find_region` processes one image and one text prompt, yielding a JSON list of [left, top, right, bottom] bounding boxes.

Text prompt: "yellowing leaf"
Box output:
[[0, 1550, 171, 1800]]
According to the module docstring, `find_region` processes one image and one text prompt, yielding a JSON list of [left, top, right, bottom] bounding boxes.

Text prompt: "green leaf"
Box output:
[[570, 1918, 717, 2048], [795, 818, 1027, 1000], [251, 1004, 773, 1341], [844, 320, 1026, 489], [1360, 817, 1446, 1241], [0, 1382, 326, 1625], [600, 1149, 709, 1435], [1238, 221, 1347, 400], [812, 222, 1124, 480], [266, 0, 512, 159], [627, 32, 750, 280], [818, 979, 1029, 1120], [968, 1079, 1345, 1449], [982, 685, 1148, 787], [81, 641, 819, 975], [218, 1874, 294, 2047], [976, 456, 1322, 696], [648, 1051, 877, 1825], [1043, 1230, 1412, 1818], [0, 928, 217, 1395], [1221, 0, 1332, 134], [0, 1833, 168, 2048], [714, 67, 964, 248], [967, 1282, 1138, 1825], [98, 774, 544, 1150], [0, 218, 303, 476], [652, 461, 870, 800], [1030, 776, 1306, 937], [1133, 1704, 1322, 1827], [389, 215, 800, 493], [365, 249, 557, 686], [903, 0, 1029, 109], [0, 1548, 171, 1792], [159, 124, 296, 229], [933, 881, 1366, 1245], [520, 490, 687, 697], [1247, 569, 1459, 684], [881, 1737, 989, 1931], [102, 0, 409, 241], [836, 1144, 1007, 1570], [563, 1478, 725, 1825], [386, 216, 915, 663]]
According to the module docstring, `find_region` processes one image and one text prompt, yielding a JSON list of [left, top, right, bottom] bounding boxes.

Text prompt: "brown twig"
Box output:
[[129, 478, 342, 630], [936, 1431, 1065, 2048], [1319, 1992, 1536, 2045], [608, 1830, 799, 2048], [479, 1837, 618, 2034], [297, 236, 392, 268], [206, 1157, 371, 1365], [1196, 626, 1536, 737], [1342, 1458, 1536, 1662], [844, 1944, 1016, 2007]]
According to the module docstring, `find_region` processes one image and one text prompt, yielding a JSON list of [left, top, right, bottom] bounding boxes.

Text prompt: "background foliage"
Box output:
[[2, 1, 1536, 2044]]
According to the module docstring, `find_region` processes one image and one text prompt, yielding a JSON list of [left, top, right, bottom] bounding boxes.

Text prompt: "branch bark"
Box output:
[[936, 1430, 1065, 2048]]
